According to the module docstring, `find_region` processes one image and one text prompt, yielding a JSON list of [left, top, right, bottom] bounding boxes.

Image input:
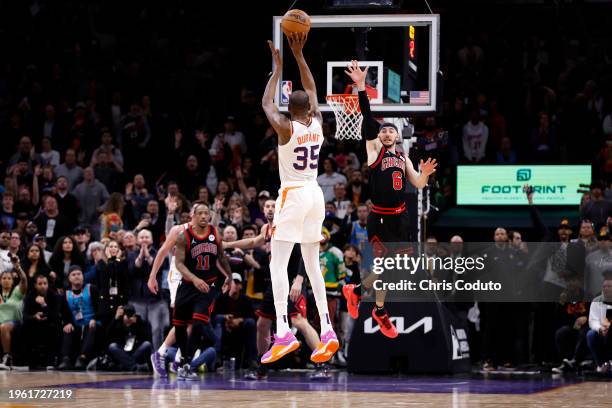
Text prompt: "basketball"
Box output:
[[281, 9, 311, 37]]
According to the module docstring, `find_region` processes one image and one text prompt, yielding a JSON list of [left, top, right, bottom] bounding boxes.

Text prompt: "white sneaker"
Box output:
[[0, 354, 12, 370], [596, 363, 610, 374]]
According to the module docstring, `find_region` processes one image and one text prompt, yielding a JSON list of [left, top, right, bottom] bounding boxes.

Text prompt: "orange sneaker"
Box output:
[[371, 307, 398, 339], [343, 284, 361, 319], [261, 331, 300, 364], [310, 330, 340, 364]]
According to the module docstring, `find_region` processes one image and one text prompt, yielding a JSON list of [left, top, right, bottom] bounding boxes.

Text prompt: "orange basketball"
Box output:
[[281, 9, 311, 37]]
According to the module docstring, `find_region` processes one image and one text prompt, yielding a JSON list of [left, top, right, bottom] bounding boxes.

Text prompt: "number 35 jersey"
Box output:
[[278, 117, 323, 184], [274, 117, 325, 244]]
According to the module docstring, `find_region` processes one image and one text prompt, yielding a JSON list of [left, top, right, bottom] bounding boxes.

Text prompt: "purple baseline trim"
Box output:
[[50, 372, 580, 395]]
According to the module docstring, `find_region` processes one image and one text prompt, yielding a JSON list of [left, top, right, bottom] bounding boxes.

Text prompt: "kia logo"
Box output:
[[364, 316, 433, 335]]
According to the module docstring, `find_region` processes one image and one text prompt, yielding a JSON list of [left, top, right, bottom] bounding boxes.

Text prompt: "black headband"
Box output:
[[379, 122, 399, 133]]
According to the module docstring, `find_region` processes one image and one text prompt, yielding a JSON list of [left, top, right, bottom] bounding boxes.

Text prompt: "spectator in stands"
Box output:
[[106, 305, 152, 372], [58, 266, 100, 370], [22, 275, 60, 369], [49, 235, 86, 290], [586, 271, 612, 373], [530, 112, 556, 162], [1, 192, 15, 231], [496, 136, 517, 164], [120, 102, 151, 176], [346, 204, 372, 274], [0, 254, 27, 370], [8, 232, 21, 259], [572, 220, 598, 254], [143, 199, 164, 245], [41, 104, 62, 141], [40, 137, 60, 167], [95, 240, 129, 326], [91, 127, 124, 168], [72, 167, 110, 238], [54, 149, 83, 191], [584, 229, 612, 298], [7, 136, 41, 175], [54, 176, 79, 229], [319, 228, 346, 332], [126, 174, 154, 221], [222, 226, 260, 282], [128, 229, 167, 350], [580, 181, 611, 229], [346, 169, 370, 205], [552, 294, 590, 373], [100, 193, 125, 240], [35, 196, 73, 249], [213, 273, 256, 367], [332, 183, 350, 220], [462, 109, 488, 163], [92, 150, 123, 193], [73, 226, 91, 254], [21, 243, 51, 291], [32, 234, 52, 263], [318, 158, 347, 203]]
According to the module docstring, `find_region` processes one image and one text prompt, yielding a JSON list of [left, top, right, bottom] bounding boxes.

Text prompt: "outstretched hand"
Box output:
[[419, 158, 438, 177], [267, 41, 282, 71], [344, 60, 368, 90], [287, 32, 307, 56]]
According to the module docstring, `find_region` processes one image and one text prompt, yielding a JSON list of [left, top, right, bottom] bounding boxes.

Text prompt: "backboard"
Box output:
[[273, 14, 440, 116]]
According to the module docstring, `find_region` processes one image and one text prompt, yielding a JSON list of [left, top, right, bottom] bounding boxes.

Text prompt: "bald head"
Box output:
[[288, 90, 310, 115]]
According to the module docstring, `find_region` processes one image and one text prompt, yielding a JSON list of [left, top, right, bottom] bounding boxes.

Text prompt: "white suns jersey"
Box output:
[[278, 118, 323, 184], [168, 222, 190, 282]]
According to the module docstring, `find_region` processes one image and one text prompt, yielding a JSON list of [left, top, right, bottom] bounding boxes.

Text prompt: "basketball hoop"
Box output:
[[326, 94, 363, 140]]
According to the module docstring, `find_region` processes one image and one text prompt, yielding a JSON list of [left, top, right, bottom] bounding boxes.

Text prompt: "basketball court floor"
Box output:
[[0, 370, 610, 407]]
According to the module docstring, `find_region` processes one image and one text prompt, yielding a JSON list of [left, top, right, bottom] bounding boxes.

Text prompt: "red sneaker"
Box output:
[[371, 307, 398, 339], [342, 284, 361, 319]]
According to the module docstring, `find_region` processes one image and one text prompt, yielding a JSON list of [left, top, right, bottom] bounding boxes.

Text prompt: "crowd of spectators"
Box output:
[[0, 2, 610, 373]]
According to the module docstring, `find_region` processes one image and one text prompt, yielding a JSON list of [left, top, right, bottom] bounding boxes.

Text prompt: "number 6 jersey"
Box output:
[[368, 147, 408, 213], [278, 117, 323, 184]]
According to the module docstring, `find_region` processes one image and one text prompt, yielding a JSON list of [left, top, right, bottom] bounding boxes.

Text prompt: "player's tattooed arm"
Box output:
[[263, 40, 291, 144], [174, 231, 202, 284]]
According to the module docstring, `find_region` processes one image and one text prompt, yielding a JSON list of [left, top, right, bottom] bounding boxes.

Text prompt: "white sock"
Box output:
[[270, 238, 294, 337], [174, 348, 182, 363], [158, 343, 168, 356], [300, 242, 333, 334]]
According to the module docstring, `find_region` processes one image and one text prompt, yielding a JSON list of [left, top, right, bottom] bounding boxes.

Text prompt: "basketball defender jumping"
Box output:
[[343, 61, 437, 338], [261, 33, 338, 364]]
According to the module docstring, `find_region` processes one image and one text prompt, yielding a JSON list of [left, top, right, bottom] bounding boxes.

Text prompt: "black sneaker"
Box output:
[[552, 359, 575, 374], [310, 364, 331, 381], [58, 357, 73, 371], [74, 356, 87, 370]]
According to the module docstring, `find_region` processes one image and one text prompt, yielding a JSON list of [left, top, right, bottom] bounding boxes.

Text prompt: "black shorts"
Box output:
[[367, 210, 411, 249], [256, 286, 307, 320], [172, 280, 219, 326]]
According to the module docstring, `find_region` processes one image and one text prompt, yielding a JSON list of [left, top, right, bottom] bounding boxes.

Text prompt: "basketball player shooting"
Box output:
[[260, 33, 339, 364], [342, 60, 437, 338]]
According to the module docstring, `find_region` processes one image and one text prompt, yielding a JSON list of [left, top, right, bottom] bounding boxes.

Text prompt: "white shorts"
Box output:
[[167, 264, 182, 307], [273, 181, 325, 244]]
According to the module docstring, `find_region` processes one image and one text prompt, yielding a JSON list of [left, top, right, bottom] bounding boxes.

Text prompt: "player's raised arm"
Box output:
[[263, 41, 291, 144], [223, 228, 266, 250], [405, 156, 437, 189], [287, 32, 322, 124], [345, 60, 383, 159]]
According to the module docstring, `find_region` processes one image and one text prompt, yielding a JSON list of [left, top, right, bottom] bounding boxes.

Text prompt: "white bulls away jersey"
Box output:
[[278, 117, 323, 184]]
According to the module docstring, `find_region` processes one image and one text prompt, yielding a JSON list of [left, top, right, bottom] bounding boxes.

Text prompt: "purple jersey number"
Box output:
[[293, 145, 320, 170]]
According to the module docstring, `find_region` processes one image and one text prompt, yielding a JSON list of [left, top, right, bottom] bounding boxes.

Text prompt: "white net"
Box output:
[[326, 94, 363, 140]]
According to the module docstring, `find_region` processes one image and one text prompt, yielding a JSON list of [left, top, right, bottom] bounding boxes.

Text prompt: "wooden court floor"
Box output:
[[0, 371, 610, 408]]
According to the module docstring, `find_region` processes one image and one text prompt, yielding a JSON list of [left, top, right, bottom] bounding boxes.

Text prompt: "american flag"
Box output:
[[409, 91, 430, 105]]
